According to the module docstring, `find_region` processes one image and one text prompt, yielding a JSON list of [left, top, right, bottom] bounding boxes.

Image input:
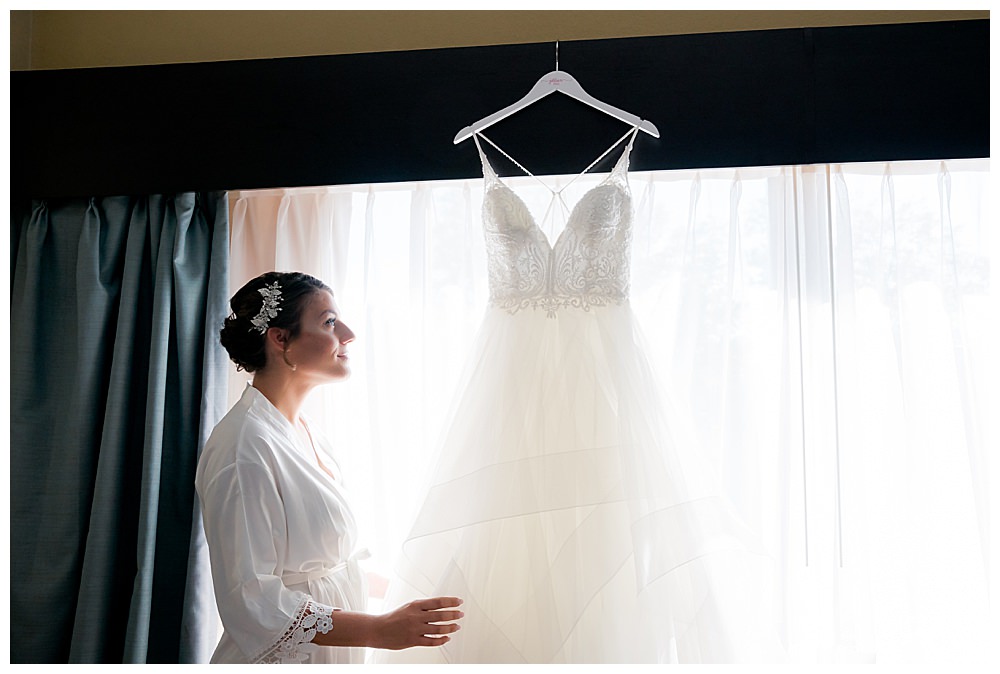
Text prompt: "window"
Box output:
[[229, 157, 994, 662]]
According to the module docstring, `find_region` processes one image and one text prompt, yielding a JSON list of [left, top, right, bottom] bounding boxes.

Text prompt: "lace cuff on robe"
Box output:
[[255, 598, 336, 664]]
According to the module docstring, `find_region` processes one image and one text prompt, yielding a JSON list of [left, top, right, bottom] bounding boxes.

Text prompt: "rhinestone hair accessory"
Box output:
[[250, 281, 282, 334]]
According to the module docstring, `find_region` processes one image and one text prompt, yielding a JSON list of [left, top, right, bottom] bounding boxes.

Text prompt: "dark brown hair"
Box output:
[[220, 271, 331, 372]]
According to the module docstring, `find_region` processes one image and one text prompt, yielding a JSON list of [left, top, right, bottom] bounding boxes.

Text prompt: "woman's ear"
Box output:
[[265, 327, 292, 350]]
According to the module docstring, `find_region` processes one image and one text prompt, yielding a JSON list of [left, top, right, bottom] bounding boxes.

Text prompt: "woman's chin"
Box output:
[[312, 367, 351, 385]]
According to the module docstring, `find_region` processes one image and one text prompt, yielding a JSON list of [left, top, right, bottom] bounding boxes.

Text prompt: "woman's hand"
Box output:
[[370, 596, 464, 649]]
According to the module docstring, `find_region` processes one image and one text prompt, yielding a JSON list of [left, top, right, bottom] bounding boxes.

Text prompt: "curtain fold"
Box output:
[[227, 158, 994, 663], [10, 192, 229, 663]]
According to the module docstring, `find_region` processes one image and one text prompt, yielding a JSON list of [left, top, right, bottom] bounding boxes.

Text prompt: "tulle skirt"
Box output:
[[375, 302, 784, 663]]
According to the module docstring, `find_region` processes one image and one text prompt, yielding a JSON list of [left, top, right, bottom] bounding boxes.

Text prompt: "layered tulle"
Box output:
[[375, 303, 784, 663]]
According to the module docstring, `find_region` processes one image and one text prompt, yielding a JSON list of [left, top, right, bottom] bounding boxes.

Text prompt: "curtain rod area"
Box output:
[[11, 20, 988, 200]]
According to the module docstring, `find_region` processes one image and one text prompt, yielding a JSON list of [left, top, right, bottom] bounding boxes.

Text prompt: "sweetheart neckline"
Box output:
[[486, 174, 630, 252], [475, 128, 637, 251]]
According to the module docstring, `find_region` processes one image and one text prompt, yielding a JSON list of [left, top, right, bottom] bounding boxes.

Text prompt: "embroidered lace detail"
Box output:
[[256, 599, 335, 664], [476, 127, 637, 318], [482, 174, 633, 318]]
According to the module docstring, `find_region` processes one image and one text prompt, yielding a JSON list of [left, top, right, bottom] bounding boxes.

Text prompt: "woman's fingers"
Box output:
[[427, 610, 463, 622], [414, 597, 462, 646], [375, 596, 463, 649], [423, 622, 461, 635], [417, 596, 463, 610]]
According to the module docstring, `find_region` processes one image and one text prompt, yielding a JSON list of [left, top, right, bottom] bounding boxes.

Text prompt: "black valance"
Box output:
[[11, 19, 988, 199]]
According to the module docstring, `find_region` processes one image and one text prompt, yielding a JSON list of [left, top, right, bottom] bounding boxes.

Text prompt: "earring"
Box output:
[[282, 349, 297, 371]]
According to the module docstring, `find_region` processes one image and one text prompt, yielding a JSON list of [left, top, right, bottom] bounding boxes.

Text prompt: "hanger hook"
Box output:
[[555, 41, 559, 71]]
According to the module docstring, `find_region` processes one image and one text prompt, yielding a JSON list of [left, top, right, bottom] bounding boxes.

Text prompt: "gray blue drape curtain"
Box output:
[[10, 192, 229, 663]]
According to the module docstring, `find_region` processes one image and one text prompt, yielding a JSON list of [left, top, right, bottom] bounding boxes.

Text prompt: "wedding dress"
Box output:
[[376, 127, 784, 663]]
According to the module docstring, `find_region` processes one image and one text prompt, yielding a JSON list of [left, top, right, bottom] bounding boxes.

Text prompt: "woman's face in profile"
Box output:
[[286, 290, 356, 383]]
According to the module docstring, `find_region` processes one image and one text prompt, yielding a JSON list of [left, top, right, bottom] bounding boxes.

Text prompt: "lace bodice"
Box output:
[[476, 128, 638, 316]]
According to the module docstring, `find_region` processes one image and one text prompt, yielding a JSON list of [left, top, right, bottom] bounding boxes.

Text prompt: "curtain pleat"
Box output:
[[10, 193, 229, 663], [180, 193, 231, 663], [937, 167, 991, 579]]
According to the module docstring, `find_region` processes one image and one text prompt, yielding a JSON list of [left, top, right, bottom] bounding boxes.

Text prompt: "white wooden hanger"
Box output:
[[453, 42, 660, 144]]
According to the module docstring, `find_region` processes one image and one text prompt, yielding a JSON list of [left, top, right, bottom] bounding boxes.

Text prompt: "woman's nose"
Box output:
[[337, 321, 356, 344]]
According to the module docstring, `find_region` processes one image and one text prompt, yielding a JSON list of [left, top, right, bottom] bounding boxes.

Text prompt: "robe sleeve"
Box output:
[[199, 440, 337, 663]]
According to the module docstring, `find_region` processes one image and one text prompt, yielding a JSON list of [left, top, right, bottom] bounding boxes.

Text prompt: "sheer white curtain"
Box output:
[[228, 158, 995, 663]]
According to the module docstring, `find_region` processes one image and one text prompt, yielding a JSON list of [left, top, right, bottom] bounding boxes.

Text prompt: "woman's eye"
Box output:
[[326, 318, 337, 327]]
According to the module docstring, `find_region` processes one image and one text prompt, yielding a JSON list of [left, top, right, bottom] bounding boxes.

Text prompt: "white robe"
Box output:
[[195, 384, 368, 663]]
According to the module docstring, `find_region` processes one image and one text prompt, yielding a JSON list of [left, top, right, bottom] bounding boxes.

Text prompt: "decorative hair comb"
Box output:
[[250, 281, 282, 333]]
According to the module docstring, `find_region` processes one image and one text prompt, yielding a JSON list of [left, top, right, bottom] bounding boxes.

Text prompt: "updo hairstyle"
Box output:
[[220, 271, 332, 372]]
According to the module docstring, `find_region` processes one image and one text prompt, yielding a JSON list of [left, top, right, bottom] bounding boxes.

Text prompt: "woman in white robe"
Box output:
[[196, 271, 463, 664]]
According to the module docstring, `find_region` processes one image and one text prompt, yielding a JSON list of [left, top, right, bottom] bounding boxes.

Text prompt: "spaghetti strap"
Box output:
[[611, 124, 642, 176], [472, 133, 498, 182], [476, 122, 641, 194]]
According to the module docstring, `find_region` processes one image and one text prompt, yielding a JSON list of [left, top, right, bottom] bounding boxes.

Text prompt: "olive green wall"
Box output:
[[9, 9, 988, 71]]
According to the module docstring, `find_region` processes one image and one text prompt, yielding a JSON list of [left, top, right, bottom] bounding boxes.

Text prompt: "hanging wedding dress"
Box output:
[[376, 126, 784, 663]]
